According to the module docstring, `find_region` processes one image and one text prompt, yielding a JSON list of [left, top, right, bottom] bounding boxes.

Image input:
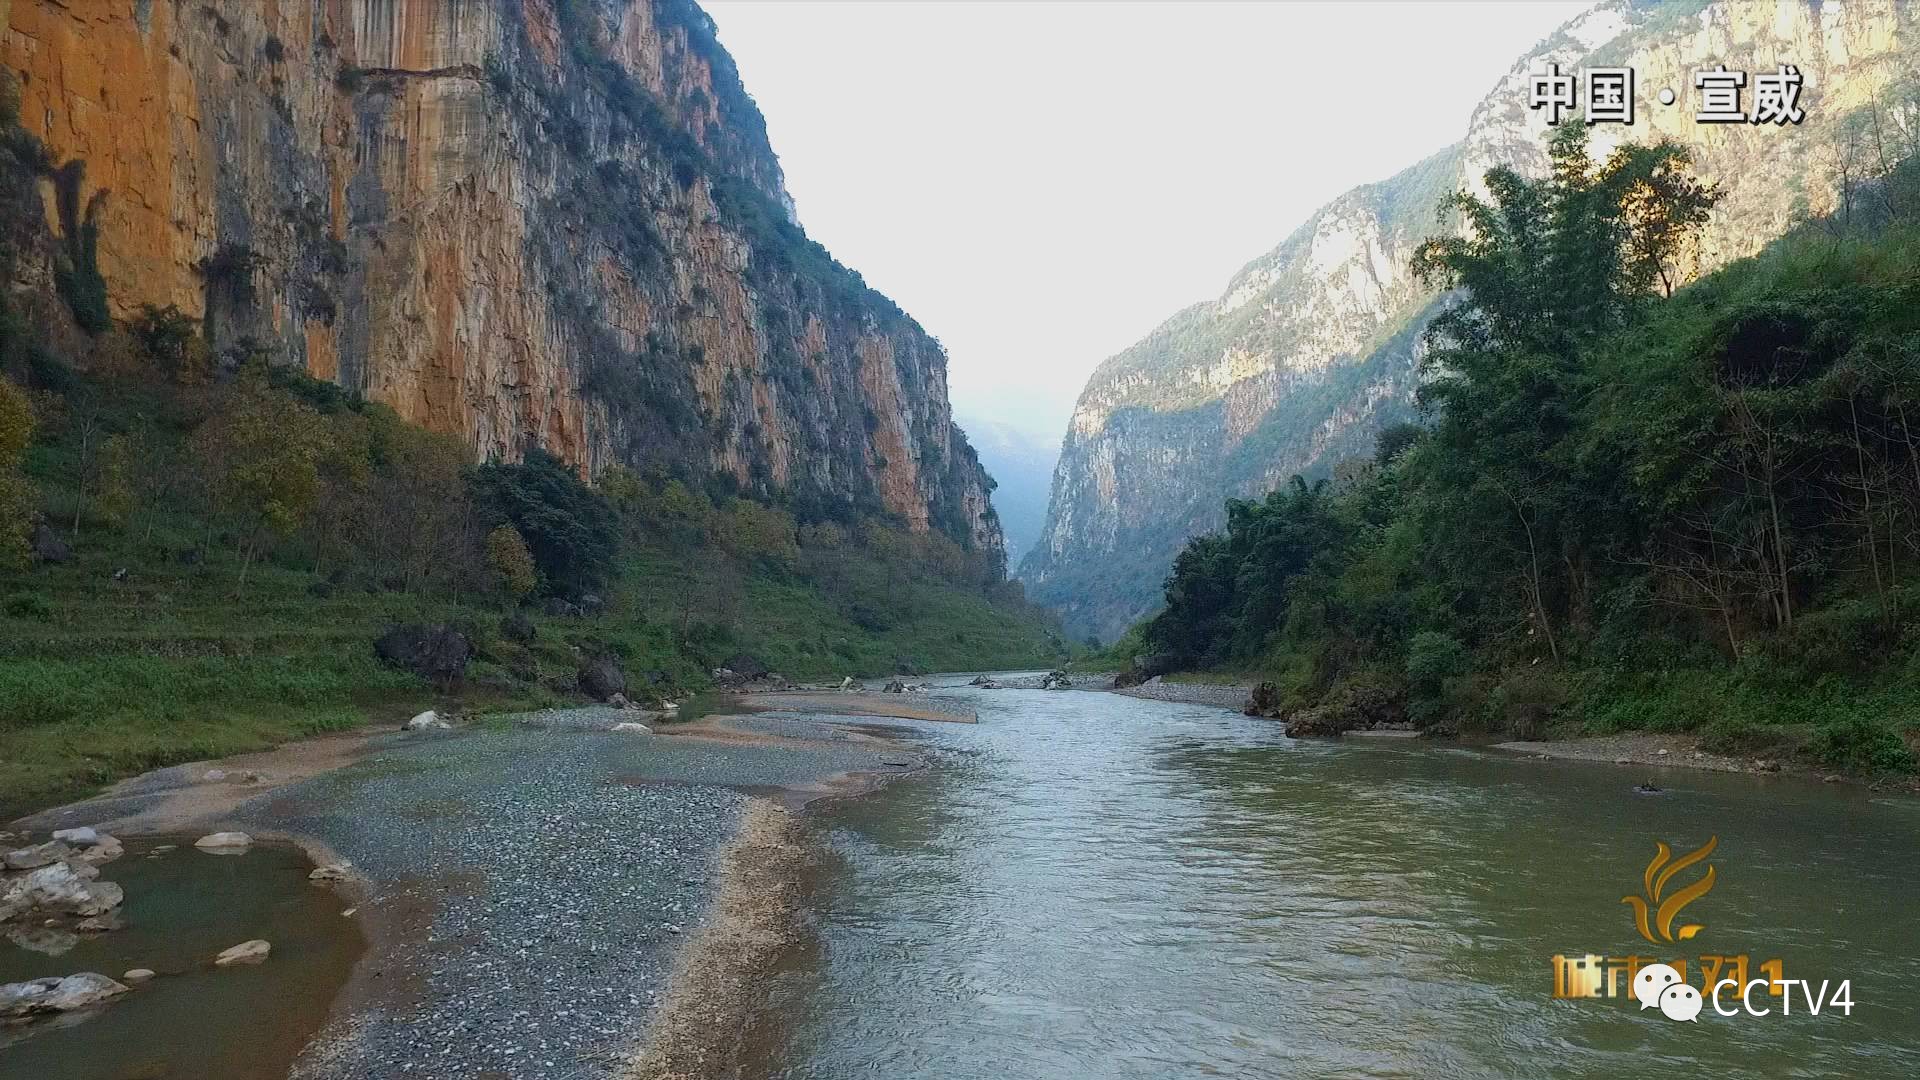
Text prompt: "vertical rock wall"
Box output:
[[1, 0, 1003, 557]]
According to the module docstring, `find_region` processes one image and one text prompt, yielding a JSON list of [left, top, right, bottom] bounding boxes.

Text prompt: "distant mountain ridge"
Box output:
[[1020, 0, 1920, 642]]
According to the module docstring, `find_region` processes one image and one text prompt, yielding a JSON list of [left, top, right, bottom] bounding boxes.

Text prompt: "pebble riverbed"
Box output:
[[223, 712, 895, 1080]]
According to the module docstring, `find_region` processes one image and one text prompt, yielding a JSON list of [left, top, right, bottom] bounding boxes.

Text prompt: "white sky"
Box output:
[[705, 1, 1591, 443]]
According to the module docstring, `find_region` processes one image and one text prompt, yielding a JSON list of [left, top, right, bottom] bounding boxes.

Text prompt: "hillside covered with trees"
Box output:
[[1120, 126, 1920, 778]]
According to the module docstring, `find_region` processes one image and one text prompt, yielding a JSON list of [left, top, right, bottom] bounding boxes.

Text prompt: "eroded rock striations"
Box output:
[[1, 0, 1001, 556], [1023, 0, 1920, 641]]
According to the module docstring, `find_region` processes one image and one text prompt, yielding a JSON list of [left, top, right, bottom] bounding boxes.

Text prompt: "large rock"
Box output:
[[31, 523, 71, 564], [0, 861, 124, 922], [405, 710, 451, 731], [373, 624, 472, 687], [1041, 670, 1072, 690], [215, 939, 271, 966], [0, 973, 129, 1017], [50, 827, 98, 847], [1283, 707, 1352, 739], [501, 612, 537, 644], [1243, 681, 1282, 717], [193, 831, 252, 853], [5, 841, 73, 870], [74, 834, 124, 866], [723, 653, 770, 680], [578, 653, 626, 702]]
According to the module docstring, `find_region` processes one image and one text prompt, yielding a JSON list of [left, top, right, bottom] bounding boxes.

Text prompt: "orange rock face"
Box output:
[[1, 0, 1003, 557]]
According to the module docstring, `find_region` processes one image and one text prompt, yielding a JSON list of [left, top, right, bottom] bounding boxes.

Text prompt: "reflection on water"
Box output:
[[0, 839, 362, 1079], [770, 687, 1920, 1079]]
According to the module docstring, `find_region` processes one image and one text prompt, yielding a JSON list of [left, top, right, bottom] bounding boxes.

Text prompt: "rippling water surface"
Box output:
[[768, 682, 1920, 1079]]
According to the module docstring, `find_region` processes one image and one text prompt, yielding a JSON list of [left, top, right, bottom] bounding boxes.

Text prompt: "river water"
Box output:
[[768, 683, 1920, 1079]]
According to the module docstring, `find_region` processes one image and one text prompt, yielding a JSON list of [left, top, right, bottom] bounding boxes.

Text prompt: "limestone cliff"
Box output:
[[1, 0, 1001, 556], [1023, 0, 1920, 642]]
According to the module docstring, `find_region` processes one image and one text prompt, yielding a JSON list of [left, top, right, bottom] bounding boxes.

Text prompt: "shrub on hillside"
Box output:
[[472, 449, 618, 597], [484, 525, 538, 599]]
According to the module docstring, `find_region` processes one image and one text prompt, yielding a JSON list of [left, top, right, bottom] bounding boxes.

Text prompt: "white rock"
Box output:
[[308, 863, 351, 882], [1655, 748, 1670, 757], [0, 860, 123, 921], [4, 841, 72, 870], [611, 722, 652, 734], [405, 710, 450, 731], [214, 940, 271, 966], [50, 827, 99, 847], [122, 969, 155, 984], [194, 832, 252, 852], [203, 769, 227, 782], [0, 973, 129, 1017], [75, 834, 123, 865]]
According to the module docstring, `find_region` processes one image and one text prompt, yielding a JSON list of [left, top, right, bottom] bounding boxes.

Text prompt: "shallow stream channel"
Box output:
[[760, 679, 1920, 1079], [6, 685, 1918, 1079], [0, 838, 361, 1079]]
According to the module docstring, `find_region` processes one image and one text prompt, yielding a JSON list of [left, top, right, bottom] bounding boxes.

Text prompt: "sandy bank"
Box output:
[[621, 799, 813, 1080]]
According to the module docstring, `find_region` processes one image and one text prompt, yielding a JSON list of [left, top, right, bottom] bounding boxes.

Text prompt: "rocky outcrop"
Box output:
[[1, 0, 1001, 557], [374, 623, 472, 686], [0, 851, 125, 923], [0, 972, 130, 1018], [1022, 0, 1920, 641]]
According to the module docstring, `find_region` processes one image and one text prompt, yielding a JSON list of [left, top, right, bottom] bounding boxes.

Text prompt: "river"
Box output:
[[764, 681, 1920, 1079]]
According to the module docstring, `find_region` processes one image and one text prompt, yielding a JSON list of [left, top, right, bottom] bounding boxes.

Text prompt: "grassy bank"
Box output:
[[0, 530, 1063, 817], [0, 365, 1066, 819]]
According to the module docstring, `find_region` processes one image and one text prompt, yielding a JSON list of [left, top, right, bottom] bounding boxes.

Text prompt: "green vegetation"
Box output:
[[1137, 125, 1920, 777], [0, 341, 1062, 813], [1, 342, 1059, 820]]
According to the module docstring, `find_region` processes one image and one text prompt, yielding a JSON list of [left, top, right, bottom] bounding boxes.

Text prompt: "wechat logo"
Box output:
[[1633, 963, 1702, 1022]]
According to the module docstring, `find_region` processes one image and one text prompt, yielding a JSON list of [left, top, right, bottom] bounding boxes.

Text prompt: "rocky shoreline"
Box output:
[[3, 696, 938, 1078]]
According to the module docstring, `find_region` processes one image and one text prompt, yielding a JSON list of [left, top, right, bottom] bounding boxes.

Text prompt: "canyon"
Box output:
[[1021, 0, 1920, 641]]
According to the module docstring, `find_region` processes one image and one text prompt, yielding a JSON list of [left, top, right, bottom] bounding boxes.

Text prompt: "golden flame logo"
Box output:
[[1622, 836, 1717, 943]]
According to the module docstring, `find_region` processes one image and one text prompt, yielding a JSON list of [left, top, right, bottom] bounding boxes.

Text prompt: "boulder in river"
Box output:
[[5, 840, 72, 870], [214, 939, 271, 966], [194, 831, 252, 853], [122, 969, 155, 985], [0, 859, 125, 921], [9, 926, 79, 955], [309, 864, 351, 883], [1283, 707, 1350, 739], [373, 623, 472, 687], [1041, 670, 1072, 690], [50, 827, 98, 847], [0, 972, 129, 1017], [1243, 682, 1282, 717], [74, 834, 124, 866]]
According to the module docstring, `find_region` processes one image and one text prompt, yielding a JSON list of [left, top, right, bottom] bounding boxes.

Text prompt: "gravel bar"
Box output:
[[1109, 679, 1252, 710], [223, 715, 893, 1080]]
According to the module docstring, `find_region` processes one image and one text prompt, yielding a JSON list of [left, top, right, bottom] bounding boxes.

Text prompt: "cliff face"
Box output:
[[1022, 0, 1920, 642], [1, 0, 1002, 556]]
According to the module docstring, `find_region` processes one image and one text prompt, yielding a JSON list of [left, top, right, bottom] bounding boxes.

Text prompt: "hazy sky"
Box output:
[[705, 1, 1591, 444]]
